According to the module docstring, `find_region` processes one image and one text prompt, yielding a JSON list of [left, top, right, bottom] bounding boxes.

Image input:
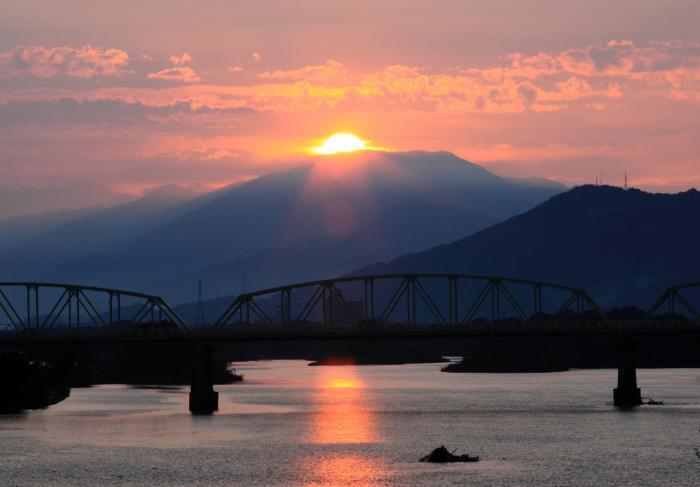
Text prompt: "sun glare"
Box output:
[[313, 133, 367, 155], [327, 378, 360, 389]]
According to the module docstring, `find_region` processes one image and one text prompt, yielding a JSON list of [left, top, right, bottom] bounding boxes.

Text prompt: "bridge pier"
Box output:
[[613, 337, 642, 408], [189, 343, 218, 415]]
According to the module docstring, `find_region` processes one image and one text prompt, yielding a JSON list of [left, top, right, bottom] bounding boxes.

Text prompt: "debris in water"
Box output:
[[419, 446, 480, 463]]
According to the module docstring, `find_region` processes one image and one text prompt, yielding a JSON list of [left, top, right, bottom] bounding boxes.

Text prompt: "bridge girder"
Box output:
[[0, 282, 190, 335], [215, 274, 609, 327]]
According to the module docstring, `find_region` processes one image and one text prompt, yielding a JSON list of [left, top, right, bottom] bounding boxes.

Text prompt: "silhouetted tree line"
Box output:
[[0, 351, 70, 413]]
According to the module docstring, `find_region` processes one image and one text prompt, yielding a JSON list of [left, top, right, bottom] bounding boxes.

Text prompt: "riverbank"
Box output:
[[0, 352, 70, 413]]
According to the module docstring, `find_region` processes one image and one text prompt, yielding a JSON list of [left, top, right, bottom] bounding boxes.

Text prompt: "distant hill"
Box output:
[[151, 200, 498, 304], [0, 182, 131, 220], [356, 185, 700, 307], [3, 151, 563, 304], [0, 206, 100, 254], [0, 185, 202, 279]]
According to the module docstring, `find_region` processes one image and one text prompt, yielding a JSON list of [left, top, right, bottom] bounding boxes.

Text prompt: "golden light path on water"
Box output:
[[300, 363, 384, 486]]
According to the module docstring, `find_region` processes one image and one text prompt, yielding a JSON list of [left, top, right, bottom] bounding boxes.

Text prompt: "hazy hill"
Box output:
[[0, 185, 202, 279], [11, 151, 563, 303], [146, 201, 498, 303], [356, 185, 700, 307], [0, 182, 131, 220], [0, 206, 100, 254]]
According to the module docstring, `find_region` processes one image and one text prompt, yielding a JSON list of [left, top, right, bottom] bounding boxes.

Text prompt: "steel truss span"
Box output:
[[215, 274, 609, 327], [0, 282, 190, 334], [648, 282, 700, 320]]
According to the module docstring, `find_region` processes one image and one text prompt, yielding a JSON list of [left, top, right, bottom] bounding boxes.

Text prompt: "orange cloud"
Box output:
[[0, 45, 129, 79], [555, 40, 700, 76], [147, 66, 201, 83], [169, 52, 193, 66], [4, 41, 699, 113], [257, 60, 347, 84], [507, 40, 700, 102], [147, 52, 200, 83]]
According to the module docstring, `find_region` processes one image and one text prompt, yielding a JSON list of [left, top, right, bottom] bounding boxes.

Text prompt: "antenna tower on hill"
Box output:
[[196, 280, 205, 325]]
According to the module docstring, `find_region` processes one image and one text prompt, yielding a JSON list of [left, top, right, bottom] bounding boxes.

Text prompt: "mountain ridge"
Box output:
[[355, 184, 700, 307], [1, 150, 564, 304]]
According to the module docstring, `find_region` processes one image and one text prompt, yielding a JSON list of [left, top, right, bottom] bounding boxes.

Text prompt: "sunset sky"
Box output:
[[1, 0, 699, 195]]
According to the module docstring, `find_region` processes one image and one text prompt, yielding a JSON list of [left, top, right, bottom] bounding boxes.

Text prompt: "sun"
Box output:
[[313, 133, 367, 155]]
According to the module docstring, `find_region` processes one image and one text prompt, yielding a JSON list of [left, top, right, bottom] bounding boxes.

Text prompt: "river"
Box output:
[[1, 362, 699, 486]]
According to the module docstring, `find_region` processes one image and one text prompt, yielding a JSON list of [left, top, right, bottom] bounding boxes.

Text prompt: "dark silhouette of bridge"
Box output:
[[1, 275, 700, 413], [0, 282, 189, 334], [210, 273, 699, 337], [217, 274, 606, 326]]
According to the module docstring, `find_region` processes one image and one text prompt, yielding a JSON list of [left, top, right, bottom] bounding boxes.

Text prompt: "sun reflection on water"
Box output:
[[299, 365, 385, 485], [302, 453, 385, 487], [308, 365, 377, 445]]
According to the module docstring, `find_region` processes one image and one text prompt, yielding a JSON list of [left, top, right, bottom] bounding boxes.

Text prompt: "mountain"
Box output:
[[0, 185, 202, 279], [30, 151, 562, 303], [503, 176, 569, 191], [356, 185, 700, 307], [0, 182, 131, 220], [0, 206, 100, 254], [146, 200, 498, 302]]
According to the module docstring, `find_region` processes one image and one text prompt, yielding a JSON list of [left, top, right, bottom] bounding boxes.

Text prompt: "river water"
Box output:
[[1, 362, 699, 486]]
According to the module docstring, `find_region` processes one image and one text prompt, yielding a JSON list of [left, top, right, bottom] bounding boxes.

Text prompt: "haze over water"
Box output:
[[1, 362, 698, 486]]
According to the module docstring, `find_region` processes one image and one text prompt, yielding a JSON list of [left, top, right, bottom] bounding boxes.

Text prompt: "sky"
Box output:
[[1, 0, 699, 198]]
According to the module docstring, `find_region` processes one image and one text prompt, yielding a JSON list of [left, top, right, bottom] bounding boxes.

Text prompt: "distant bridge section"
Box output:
[[215, 274, 609, 327], [647, 281, 700, 321], [203, 274, 700, 341], [0, 282, 190, 335], [3, 277, 700, 344]]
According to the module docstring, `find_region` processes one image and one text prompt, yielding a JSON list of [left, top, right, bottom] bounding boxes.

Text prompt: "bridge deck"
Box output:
[[1, 320, 699, 344]]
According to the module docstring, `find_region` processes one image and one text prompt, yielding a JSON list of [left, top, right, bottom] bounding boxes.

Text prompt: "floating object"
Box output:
[[642, 397, 664, 405], [226, 368, 244, 383], [420, 446, 480, 463]]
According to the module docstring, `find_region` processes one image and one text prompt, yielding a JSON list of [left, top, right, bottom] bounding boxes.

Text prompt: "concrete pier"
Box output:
[[189, 343, 219, 415], [613, 338, 642, 408]]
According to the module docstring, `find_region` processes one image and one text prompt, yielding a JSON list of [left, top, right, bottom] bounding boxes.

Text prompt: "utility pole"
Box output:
[[196, 280, 205, 325], [624, 171, 628, 190]]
